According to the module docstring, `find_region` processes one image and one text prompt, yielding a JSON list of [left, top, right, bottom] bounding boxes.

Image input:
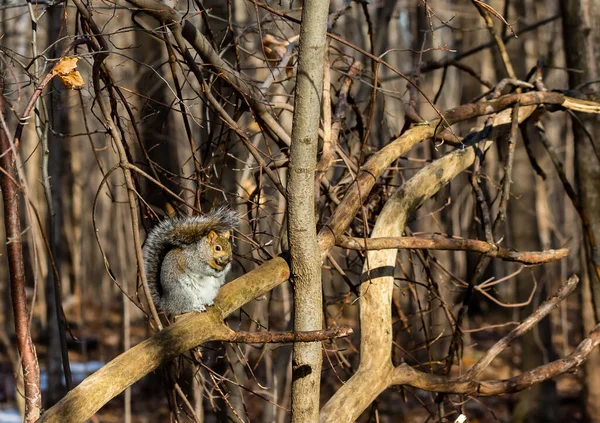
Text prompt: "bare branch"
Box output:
[[464, 275, 579, 380], [336, 235, 568, 265], [125, 0, 292, 147], [228, 326, 353, 344], [320, 103, 539, 423], [317, 91, 600, 255]]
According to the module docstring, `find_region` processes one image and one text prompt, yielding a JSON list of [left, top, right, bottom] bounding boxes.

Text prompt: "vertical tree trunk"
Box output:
[[0, 73, 42, 423], [508, 130, 558, 423], [288, 1, 330, 422], [561, 1, 600, 420], [44, 3, 70, 406], [134, 26, 177, 212]]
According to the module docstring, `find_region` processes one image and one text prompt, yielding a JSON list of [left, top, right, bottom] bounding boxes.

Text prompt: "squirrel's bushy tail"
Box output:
[[142, 207, 238, 307]]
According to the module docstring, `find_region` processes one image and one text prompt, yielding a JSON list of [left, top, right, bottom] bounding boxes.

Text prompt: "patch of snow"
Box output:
[[0, 408, 22, 423]]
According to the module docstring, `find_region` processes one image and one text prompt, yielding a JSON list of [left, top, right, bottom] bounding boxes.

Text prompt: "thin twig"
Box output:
[[463, 275, 579, 379]]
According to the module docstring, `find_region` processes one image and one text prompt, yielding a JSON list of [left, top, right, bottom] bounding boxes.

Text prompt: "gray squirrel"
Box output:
[[143, 208, 238, 315]]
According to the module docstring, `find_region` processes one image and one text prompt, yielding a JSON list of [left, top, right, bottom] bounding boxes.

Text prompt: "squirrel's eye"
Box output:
[[215, 245, 222, 252]]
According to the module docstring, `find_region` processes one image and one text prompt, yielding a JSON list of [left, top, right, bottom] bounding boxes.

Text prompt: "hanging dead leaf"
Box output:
[[52, 57, 79, 76], [59, 71, 85, 89], [52, 56, 84, 89]]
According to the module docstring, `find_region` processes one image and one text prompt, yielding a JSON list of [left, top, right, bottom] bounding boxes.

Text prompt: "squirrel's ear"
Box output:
[[207, 230, 218, 243], [222, 231, 231, 238]]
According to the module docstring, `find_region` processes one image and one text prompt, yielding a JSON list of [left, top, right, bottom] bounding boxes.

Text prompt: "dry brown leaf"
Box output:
[[52, 56, 85, 89], [52, 57, 79, 76], [59, 71, 84, 89]]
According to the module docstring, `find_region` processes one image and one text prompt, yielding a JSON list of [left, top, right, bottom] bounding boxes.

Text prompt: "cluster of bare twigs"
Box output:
[[2, 1, 600, 422]]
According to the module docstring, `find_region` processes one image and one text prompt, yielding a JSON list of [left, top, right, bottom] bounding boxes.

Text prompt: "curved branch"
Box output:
[[316, 91, 600, 255], [320, 104, 538, 423], [329, 277, 590, 407], [463, 275, 579, 380], [391, 316, 599, 396]]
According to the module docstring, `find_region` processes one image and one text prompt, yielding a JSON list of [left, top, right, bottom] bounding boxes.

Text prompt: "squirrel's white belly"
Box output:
[[183, 273, 224, 306], [160, 262, 232, 313]]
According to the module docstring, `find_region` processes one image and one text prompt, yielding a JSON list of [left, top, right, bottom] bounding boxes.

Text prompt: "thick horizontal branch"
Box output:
[[227, 326, 353, 343], [337, 235, 568, 265], [37, 257, 290, 423]]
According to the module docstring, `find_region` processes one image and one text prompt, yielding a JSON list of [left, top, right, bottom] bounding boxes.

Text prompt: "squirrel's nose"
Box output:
[[215, 255, 231, 267]]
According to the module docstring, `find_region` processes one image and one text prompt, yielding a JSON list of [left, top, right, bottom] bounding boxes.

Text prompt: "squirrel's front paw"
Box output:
[[185, 305, 207, 313]]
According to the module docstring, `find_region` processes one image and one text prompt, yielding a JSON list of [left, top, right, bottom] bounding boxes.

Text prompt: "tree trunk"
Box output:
[[561, 1, 600, 421], [44, 2, 72, 407], [288, 1, 330, 422]]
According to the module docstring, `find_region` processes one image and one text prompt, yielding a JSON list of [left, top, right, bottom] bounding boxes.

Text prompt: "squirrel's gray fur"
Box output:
[[143, 207, 238, 315]]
